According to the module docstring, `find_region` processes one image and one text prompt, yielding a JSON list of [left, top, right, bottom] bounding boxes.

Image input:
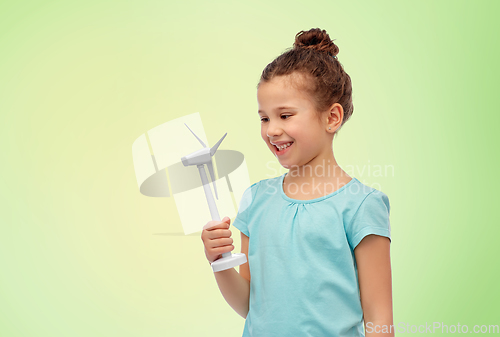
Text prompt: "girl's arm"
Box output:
[[354, 234, 394, 337], [213, 232, 251, 319]]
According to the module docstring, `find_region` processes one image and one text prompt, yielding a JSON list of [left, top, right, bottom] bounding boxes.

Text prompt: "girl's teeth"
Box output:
[[277, 142, 293, 151]]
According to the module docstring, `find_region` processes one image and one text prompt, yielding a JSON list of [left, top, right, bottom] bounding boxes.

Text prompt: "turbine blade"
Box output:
[[210, 132, 227, 156], [206, 161, 218, 200], [184, 123, 206, 148]]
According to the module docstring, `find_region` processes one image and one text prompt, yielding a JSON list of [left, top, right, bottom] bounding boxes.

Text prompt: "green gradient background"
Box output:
[[1, 0, 499, 336]]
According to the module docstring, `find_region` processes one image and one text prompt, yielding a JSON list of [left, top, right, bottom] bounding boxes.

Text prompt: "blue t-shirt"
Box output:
[[232, 173, 391, 337]]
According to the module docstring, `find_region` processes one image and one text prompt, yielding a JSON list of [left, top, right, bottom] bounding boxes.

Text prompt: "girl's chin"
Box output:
[[276, 157, 294, 168]]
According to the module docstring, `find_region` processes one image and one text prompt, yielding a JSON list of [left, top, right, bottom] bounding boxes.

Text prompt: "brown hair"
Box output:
[[258, 28, 354, 135]]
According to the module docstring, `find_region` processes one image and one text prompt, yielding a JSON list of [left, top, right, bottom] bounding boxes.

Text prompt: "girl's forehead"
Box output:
[[258, 75, 313, 107]]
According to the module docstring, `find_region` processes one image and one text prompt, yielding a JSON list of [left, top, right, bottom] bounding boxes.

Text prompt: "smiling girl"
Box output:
[[201, 28, 394, 337]]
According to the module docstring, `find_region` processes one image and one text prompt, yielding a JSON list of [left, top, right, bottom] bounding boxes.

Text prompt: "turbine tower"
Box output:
[[181, 123, 247, 272]]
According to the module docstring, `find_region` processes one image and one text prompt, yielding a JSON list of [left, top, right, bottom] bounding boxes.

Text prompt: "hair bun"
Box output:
[[293, 28, 339, 57]]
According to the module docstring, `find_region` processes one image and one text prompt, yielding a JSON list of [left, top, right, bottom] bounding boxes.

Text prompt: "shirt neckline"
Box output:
[[280, 172, 358, 204]]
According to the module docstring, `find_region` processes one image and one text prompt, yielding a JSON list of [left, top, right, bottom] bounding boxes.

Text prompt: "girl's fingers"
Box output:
[[208, 237, 234, 249], [203, 220, 230, 231], [207, 229, 231, 240], [201, 218, 233, 264], [212, 245, 235, 255]]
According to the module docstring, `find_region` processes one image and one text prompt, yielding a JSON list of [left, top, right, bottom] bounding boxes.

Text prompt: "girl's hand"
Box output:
[[201, 216, 234, 264]]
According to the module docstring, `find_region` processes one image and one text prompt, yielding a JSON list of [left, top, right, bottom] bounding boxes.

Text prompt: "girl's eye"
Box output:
[[260, 115, 291, 123]]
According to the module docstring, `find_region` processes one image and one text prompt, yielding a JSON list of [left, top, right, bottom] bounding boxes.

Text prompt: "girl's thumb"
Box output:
[[222, 216, 230, 223]]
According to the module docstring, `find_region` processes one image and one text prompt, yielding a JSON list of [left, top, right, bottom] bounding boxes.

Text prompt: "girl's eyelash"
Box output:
[[260, 115, 291, 122]]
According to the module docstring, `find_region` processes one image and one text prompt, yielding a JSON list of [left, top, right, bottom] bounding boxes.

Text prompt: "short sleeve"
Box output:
[[346, 190, 391, 250], [231, 182, 258, 237]]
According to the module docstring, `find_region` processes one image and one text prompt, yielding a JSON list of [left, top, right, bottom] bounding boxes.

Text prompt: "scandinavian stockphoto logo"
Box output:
[[263, 159, 395, 197], [365, 322, 500, 334]]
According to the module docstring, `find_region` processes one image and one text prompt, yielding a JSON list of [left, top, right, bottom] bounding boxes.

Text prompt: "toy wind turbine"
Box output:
[[181, 123, 247, 272]]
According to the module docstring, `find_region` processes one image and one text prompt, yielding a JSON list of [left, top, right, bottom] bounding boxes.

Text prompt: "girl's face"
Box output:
[[257, 74, 330, 170]]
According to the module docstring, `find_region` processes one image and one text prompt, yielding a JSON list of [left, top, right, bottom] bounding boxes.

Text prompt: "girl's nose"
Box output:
[[266, 120, 283, 138]]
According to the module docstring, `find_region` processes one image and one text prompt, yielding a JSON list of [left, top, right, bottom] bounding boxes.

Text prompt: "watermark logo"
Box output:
[[366, 322, 500, 334], [263, 159, 394, 196]]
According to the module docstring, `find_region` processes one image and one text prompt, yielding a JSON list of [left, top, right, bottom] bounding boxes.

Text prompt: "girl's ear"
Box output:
[[325, 103, 344, 132]]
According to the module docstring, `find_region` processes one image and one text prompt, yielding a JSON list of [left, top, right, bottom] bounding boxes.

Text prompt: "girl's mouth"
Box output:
[[274, 142, 294, 156]]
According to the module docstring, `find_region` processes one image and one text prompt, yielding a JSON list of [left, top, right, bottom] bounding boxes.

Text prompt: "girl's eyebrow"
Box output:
[[258, 106, 297, 114]]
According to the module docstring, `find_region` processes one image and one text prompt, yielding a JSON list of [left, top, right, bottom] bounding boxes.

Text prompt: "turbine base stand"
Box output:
[[211, 253, 247, 273]]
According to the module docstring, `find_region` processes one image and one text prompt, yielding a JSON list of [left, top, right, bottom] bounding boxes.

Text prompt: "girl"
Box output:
[[201, 28, 394, 337]]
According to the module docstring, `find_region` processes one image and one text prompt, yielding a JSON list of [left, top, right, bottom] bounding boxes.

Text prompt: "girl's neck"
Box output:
[[286, 149, 350, 183]]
